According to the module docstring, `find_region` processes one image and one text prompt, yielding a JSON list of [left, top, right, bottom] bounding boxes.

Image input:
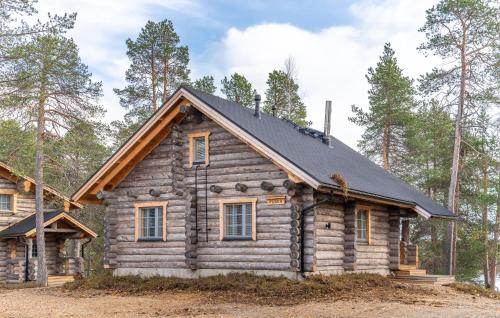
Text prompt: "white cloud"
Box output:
[[197, 0, 440, 148], [35, 0, 201, 122], [33, 0, 441, 149]]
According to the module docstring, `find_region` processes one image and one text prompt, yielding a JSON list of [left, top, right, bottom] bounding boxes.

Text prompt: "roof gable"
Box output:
[[0, 210, 97, 238], [0, 161, 81, 211], [72, 86, 453, 219]]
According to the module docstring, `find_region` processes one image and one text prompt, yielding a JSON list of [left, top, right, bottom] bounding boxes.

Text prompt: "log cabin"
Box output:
[[0, 161, 96, 284], [72, 86, 454, 280]]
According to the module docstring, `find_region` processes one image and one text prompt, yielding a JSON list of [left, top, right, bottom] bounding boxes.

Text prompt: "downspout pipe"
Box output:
[[81, 238, 92, 277], [299, 198, 333, 275], [81, 238, 92, 258]]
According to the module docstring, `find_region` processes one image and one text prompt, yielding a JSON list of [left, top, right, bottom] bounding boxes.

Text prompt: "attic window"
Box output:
[[189, 132, 210, 166]]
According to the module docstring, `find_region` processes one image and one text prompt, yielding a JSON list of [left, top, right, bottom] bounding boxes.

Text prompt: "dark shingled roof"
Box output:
[[183, 86, 453, 218], [0, 210, 64, 237]]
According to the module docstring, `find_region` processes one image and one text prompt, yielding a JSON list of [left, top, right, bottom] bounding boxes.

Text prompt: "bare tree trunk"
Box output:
[[382, 122, 390, 171], [446, 31, 467, 276], [481, 160, 490, 288], [162, 49, 169, 103], [35, 81, 48, 286], [151, 45, 157, 113], [490, 177, 500, 290]]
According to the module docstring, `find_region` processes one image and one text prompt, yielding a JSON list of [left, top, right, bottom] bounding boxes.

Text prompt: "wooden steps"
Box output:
[[48, 275, 75, 286], [394, 265, 427, 276], [394, 274, 455, 286]]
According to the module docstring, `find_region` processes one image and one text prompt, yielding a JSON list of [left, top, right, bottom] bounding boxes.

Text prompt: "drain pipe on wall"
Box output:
[[81, 238, 92, 277]]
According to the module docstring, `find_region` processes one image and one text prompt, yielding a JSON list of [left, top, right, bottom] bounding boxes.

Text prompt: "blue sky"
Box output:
[[37, 0, 440, 148]]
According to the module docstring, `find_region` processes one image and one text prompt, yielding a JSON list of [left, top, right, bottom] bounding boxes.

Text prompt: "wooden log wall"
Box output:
[[183, 118, 293, 272], [0, 176, 61, 282], [388, 212, 401, 270], [0, 240, 6, 282], [103, 115, 297, 274], [101, 112, 402, 277], [343, 203, 356, 271], [313, 197, 345, 274], [355, 205, 390, 274]]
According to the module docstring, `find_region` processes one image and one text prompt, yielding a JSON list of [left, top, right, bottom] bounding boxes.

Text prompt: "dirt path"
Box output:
[[0, 286, 498, 318]]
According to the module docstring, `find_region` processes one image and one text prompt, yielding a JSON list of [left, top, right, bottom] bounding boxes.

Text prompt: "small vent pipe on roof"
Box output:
[[254, 90, 261, 119], [324, 100, 334, 148]]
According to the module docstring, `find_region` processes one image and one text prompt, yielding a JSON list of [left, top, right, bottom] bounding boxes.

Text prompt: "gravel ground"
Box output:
[[0, 285, 498, 318]]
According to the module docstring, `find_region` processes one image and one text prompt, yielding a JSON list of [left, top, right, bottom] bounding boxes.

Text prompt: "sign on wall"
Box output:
[[266, 195, 286, 205]]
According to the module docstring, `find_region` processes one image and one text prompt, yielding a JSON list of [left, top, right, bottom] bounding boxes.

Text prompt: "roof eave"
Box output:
[[318, 183, 455, 220]]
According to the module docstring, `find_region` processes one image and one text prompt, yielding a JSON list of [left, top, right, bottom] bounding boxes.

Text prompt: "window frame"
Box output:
[[355, 205, 372, 245], [188, 131, 210, 167], [0, 189, 17, 213], [134, 202, 168, 242], [219, 198, 257, 241]]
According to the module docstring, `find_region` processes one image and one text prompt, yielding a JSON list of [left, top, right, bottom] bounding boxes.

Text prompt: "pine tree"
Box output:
[[419, 0, 499, 275], [0, 34, 103, 286], [349, 43, 415, 173], [404, 101, 454, 274], [193, 75, 216, 94], [262, 61, 310, 127], [0, 1, 75, 63], [112, 19, 190, 146], [220, 73, 253, 108]]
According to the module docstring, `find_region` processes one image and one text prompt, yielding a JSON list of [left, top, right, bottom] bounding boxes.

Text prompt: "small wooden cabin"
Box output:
[[73, 86, 454, 279], [0, 162, 96, 283]]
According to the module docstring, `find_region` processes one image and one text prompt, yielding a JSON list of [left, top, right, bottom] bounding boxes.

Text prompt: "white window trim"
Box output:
[[219, 198, 257, 241], [134, 202, 168, 242]]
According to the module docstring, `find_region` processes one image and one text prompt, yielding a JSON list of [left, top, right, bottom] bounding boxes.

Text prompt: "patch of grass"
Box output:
[[0, 282, 38, 290], [450, 282, 500, 299], [64, 271, 434, 305]]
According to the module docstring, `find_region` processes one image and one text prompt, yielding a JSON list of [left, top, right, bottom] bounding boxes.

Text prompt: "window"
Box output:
[[0, 194, 12, 211], [219, 198, 257, 240], [188, 132, 210, 166], [356, 206, 371, 244], [193, 137, 206, 164], [32, 241, 37, 258], [134, 202, 168, 241], [0, 190, 16, 212]]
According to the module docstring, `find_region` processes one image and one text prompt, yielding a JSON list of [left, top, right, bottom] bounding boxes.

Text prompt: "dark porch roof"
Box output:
[[0, 210, 97, 238]]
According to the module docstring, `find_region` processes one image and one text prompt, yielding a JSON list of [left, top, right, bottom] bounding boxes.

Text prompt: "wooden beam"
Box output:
[[106, 124, 174, 191], [89, 106, 182, 194], [44, 228, 79, 233], [23, 180, 31, 192]]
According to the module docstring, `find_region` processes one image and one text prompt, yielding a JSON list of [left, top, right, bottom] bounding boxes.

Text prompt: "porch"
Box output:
[[0, 210, 97, 284], [393, 219, 455, 285]]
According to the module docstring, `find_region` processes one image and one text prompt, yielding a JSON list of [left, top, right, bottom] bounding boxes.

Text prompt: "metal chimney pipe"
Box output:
[[254, 91, 261, 119], [324, 101, 334, 148]]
